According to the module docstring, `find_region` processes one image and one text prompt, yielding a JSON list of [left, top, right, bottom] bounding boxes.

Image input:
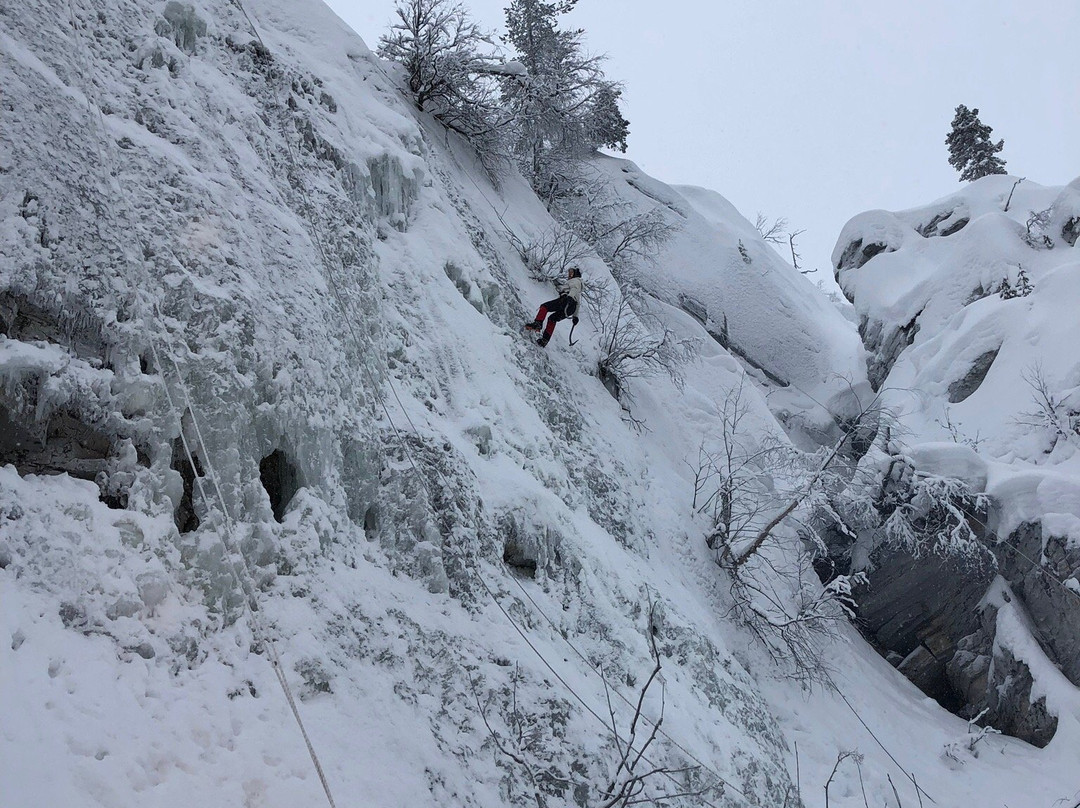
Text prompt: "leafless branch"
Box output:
[[755, 212, 789, 245]]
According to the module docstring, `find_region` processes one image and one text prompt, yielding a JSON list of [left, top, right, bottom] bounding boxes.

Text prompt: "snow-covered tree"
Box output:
[[501, 0, 628, 202], [946, 104, 1007, 182], [379, 0, 509, 173], [583, 83, 629, 153]]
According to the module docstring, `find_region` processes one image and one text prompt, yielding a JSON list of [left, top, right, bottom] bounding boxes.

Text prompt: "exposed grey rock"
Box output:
[[855, 548, 992, 712], [944, 592, 1057, 747], [0, 290, 111, 366], [996, 522, 1080, 685], [132, 641, 156, 659], [946, 631, 991, 709], [834, 238, 895, 273], [59, 602, 87, 630], [465, 424, 493, 457], [916, 210, 951, 237], [859, 312, 921, 390], [915, 210, 969, 238], [947, 348, 999, 403], [0, 401, 114, 481], [107, 597, 142, 620], [986, 643, 1057, 747], [416, 541, 449, 594], [836, 517, 1077, 745], [502, 532, 539, 578], [132, 37, 182, 72], [1063, 216, 1080, 247], [940, 217, 969, 236], [965, 282, 994, 305], [678, 293, 708, 326]]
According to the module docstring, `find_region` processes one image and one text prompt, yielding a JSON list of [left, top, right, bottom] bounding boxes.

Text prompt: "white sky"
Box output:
[[324, 0, 1080, 277]]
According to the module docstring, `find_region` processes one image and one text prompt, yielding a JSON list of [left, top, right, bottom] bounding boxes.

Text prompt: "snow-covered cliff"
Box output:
[[833, 175, 1080, 753], [2, 1, 1077, 807]]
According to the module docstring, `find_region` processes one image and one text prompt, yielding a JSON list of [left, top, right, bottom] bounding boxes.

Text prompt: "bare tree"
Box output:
[[559, 177, 679, 278], [824, 750, 866, 808], [1023, 205, 1055, 249], [1003, 176, 1025, 212], [598, 604, 718, 807], [501, 220, 592, 283], [936, 406, 983, 450], [726, 542, 866, 686], [754, 213, 810, 273], [754, 212, 788, 245], [942, 708, 1001, 763], [788, 229, 807, 273], [587, 277, 694, 407], [472, 606, 719, 807], [689, 381, 877, 683], [692, 377, 790, 555], [1016, 363, 1079, 452], [379, 0, 511, 174]]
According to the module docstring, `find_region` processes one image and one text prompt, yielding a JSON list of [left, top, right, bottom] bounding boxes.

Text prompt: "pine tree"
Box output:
[[1015, 265, 1034, 297], [501, 0, 628, 201], [584, 84, 629, 153], [945, 104, 1007, 182]]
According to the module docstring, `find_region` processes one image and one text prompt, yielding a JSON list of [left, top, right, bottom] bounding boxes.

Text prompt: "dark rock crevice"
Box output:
[[0, 290, 112, 368], [260, 448, 301, 523], [1062, 216, 1079, 247], [916, 210, 969, 238], [171, 437, 202, 534]]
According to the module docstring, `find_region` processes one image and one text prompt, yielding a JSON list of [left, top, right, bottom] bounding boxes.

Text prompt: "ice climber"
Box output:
[[524, 266, 582, 347]]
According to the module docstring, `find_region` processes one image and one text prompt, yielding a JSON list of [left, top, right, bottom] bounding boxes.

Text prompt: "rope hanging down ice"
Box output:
[[60, 3, 339, 806]]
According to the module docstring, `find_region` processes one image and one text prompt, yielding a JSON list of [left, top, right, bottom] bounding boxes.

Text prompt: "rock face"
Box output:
[[855, 549, 993, 713], [997, 523, 1080, 685], [947, 583, 1059, 749], [835, 513, 1078, 747], [947, 348, 999, 403], [858, 311, 920, 391], [830, 177, 1080, 746]]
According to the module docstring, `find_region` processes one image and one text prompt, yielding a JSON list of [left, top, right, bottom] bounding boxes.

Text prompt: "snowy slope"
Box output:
[[590, 157, 869, 448], [2, 2, 1077, 808]]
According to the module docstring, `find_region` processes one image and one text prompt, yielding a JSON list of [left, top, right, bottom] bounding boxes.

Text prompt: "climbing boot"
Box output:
[[524, 320, 542, 332], [536, 335, 550, 347]]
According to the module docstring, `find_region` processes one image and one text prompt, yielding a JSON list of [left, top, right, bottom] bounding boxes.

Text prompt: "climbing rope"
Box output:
[[59, 3, 339, 806], [221, 3, 753, 803], [149, 336, 339, 808]]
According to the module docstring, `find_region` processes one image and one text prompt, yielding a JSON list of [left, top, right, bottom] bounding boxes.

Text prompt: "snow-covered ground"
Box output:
[[2, 1, 1078, 807]]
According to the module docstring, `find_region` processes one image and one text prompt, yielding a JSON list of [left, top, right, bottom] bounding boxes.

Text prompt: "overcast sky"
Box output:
[[324, 0, 1080, 279]]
